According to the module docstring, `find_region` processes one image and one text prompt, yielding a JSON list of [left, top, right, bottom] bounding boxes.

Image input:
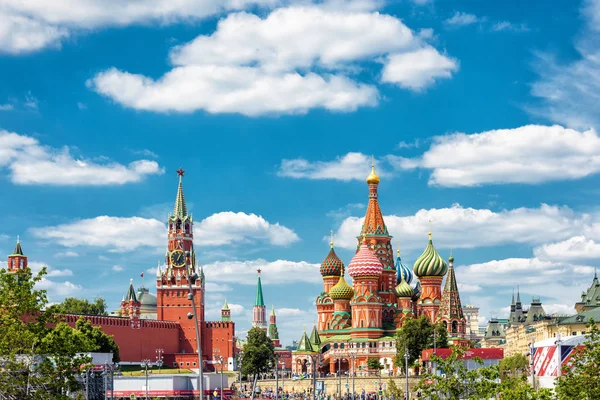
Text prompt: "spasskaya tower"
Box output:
[[156, 168, 205, 354]]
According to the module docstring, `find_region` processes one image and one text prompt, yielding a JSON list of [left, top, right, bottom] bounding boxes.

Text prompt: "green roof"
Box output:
[[296, 330, 314, 352], [255, 274, 265, 307], [173, 174, 188, 218], [12, 238, 24, 256], [558, 308, 600, 325], [125, 279, 137, 302], [222, 299, 229, 310], [310, 325, 321, 347]]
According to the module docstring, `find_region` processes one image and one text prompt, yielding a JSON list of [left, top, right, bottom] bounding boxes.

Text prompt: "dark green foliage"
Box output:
[[367, 357, 383, 371], [395, 315, 448, 371], [75, 317, 121, 362], [555, 319, 600, 400], [48, 297, 108, 315], [241, 327, 275, 377]]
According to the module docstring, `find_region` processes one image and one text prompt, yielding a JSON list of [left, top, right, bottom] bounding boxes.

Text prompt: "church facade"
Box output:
[[293, 164, 467, 374], [5, 171, 236, 370]]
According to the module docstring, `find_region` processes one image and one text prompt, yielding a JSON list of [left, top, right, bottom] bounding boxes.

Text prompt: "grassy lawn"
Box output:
[[119, 365, 193, 376]]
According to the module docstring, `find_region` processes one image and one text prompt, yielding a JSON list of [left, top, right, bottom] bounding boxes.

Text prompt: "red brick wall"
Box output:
[[62, 315, 179, 362], [203, 322, 235, 370]]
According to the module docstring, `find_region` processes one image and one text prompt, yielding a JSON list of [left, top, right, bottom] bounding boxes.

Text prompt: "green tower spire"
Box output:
[[173, 168, 187, 218], [255, 269, 265, 307], [11, 236, 23, 256]]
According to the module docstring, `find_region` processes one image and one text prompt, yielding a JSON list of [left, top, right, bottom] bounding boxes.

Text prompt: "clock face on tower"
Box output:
[[170, 250, 186, 268]]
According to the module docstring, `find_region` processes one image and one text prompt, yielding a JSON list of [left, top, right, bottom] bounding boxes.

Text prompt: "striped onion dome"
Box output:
[[320, 243, 345, 277], [329, 275, 354, 300], [411, 281, 422, 302], [395, 249, 413, 285], [413, 232, 448, 277], [394, 279, 414, 298], [348, 240, 383, 278]]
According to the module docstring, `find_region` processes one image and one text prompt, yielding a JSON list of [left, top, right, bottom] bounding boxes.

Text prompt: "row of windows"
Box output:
[[332, 341, 394, 349]]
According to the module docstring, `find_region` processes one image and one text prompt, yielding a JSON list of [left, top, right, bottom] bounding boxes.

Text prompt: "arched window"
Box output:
[[452, 320, 458, 333]]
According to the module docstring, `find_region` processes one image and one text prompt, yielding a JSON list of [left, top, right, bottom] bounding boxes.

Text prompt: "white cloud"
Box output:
[[54, 251, 79, 257], [195, 212, 299, 246], [334, 203, 589, 251], [543, 303, 577, 316], [202, 259, 321, 285], [326, 203, 365, 220], [205, 282, 233, 293], [381, 47, 458, 91], [444, 12, 480, 27], [534, 235, 600, 261], [529, 0, 600, 129], [0, 104, 14, 111], [491, 21, 529, 32], [77, 102, 87, 110], [112, 265, 123, 272], [391, 125, 600, 186], [0, 130, 163, 185], [278, 152, 384, 181], [36, 278, 83, 297], [89, 6, 456, 115], [457, 283, 482, 293], [31, 212, 298, 251], [0, 13, 68, 54]]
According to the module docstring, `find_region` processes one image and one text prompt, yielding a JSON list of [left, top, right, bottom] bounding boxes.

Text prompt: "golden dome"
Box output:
[[366, 162, 380, 185]]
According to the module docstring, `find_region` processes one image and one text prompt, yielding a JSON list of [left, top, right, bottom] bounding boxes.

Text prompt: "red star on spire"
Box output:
[[257, 269, 262, 275], [176, 168, 185, 177]]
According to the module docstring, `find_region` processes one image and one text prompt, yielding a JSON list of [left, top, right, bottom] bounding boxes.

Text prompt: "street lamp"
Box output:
[[404, 348, 409, 400], [272, 355, 281, 400], [306, 353, 321, 400], [555, 334, 563, 377], [156, 349, 164, 374], [348, 348, 357, 400], [185, 264, 204, 400], [214, 354, 224, 400], [237, 350, 244, 392], [279, 360, 286, 399], [141, 359, 152, 400]]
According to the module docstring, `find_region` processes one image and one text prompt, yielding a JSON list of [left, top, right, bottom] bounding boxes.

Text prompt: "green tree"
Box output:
[[499, 353, 529, 380], [47, 297, 108, 315], [75, 317, 120, 362], [395, 315, 448, 372], [241, 327, 275, 399], [555, 319, 600, 400], [367, 357, 383, 371], [0, 266, 91, 399], [385, 378, 404, 399]]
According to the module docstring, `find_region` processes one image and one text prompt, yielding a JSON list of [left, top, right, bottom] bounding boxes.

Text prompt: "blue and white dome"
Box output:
[[395, 249, 413, 285]]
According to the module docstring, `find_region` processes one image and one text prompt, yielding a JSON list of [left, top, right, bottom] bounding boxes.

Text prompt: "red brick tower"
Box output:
[[439, 252, 467, 341], [359, 162, 396, 308], [121, 279, 141, 328], [156, 169, 205, 354], [7, 237, 27, 273]]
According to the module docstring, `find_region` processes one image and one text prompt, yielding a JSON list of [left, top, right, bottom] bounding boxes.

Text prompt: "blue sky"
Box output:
[[2, 0, 600, 345]]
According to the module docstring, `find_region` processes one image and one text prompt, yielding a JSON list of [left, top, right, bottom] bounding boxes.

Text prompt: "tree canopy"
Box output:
[[241, 327, 275, 377], [395, 315, 448, 371], [555, 319, 600, 400], [0, 266, 119, 398], [367, 357, 383, 371], [47, 297, 108, 316]]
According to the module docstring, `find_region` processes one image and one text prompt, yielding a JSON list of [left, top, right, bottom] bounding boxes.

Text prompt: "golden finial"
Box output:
[[362, 232, 367, 243], [428, 219, 432, 240], [366, 155, 380, 184], [330, 230, 334, 248], [396, 240, 400, 257]]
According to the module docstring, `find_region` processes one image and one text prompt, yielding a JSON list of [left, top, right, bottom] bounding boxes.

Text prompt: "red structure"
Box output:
[[5, 170, 235, 370], [421, 348, 504, 361]]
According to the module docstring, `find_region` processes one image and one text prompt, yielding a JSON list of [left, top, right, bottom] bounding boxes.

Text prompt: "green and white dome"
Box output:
[[413, 232, 448, 277]]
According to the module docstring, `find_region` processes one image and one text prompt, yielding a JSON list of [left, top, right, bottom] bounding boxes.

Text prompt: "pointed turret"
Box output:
[[296, 329, 314, 353], [12, 237, 23, 256], [121, 278, 141, 328], [439, 253, 466, 339], [252, 269, 267, 330], [125, 278, 138, 302], [309, 324, 321, 348], [221, 299, 231, 322], [508, 289, 516, 325], [268, 305, 280, 347], [173, 168, 187, 218], [360, 160, 388, 238]]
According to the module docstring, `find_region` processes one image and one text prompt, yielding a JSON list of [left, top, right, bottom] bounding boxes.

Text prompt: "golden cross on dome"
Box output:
[[176, 168, 185, 177], [330, 230, 334, 247], [397, 240, 400, 257], [428, 219, 432, 239]]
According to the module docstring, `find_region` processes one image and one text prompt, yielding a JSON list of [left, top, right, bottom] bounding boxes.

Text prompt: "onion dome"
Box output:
[[395, 248, 413, 285], [411, 281, 422, 302], [413, 232, 448, 277], [394, 279, 413, 298], [366, 162, 380, 185], [320, 240, 345, 277], [330, 274, 355, 300], [348, 239, 383, 278]]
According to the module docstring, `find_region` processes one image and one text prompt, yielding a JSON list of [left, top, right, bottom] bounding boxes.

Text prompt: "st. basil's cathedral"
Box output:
[[292, 164, 467, 374]]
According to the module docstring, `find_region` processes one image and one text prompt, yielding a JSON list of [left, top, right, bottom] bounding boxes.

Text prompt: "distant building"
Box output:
[[575, 270, 600, 313], [463, 305, 481, 341], [481, 318, 506, 348]]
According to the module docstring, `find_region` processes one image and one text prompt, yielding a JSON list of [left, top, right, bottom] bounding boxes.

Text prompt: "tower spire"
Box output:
[[252, 269, 267, 331], [173, 168, 187, 218], [12, 236, 23, 256]]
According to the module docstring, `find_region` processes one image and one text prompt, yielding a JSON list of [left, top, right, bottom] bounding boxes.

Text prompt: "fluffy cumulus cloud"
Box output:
[[0, 130, 162, 185], [202, 259, 321, 285], [89, 5, 457, 115], [334, 203, 589, 251], [391, 125, 600, 186], [0, 260, 80, 301], [30, 212, 298, 251], [530, 0, 600, 129], [534, 236, 600, 261], [278, 152, 384, 181]]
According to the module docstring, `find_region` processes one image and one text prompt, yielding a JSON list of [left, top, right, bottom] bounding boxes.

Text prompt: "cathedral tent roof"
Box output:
[[296, 330, 314, 353], [309, 325, 321, 347]]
